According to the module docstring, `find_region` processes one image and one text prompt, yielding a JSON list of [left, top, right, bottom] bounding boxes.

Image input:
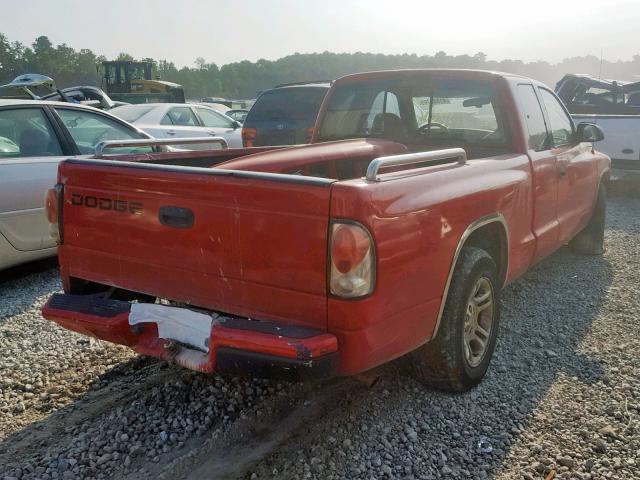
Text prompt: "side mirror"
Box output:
[[231, 120, 241, 129], [576, 122, 604, 142]]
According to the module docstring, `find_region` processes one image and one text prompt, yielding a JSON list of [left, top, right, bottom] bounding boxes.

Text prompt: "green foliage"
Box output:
[[2, 33, 640, 100]]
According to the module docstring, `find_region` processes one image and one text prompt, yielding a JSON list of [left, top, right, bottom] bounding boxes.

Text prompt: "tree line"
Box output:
[[2, 33, 640, 100]]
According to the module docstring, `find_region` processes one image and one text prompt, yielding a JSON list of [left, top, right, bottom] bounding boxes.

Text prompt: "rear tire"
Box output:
[[409, 247, 500, 392], [569, 183, 606, 255]]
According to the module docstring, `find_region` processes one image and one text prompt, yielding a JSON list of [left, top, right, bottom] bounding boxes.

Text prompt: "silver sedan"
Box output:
[[0, 99, 155, 270], [110, 103, 243, 149]]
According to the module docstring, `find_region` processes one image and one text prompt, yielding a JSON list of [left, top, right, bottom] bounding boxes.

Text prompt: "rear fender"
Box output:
[[431, 214, 509, 338]]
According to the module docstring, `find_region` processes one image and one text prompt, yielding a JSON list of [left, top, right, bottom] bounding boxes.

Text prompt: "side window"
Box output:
[[517, 85, 549, 151], [0, 108, 63, 159], [165, 107, 198, 126], [195, 107, 234, 128], [539, 88, 574, 147], [56, 108, 150, 155]]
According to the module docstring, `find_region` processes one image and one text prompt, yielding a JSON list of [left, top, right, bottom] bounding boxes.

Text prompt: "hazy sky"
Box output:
[[2, 0, 639, 67]]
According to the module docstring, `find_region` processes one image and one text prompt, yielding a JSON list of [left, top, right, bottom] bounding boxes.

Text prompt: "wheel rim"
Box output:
[[463, 277, 495, 368]]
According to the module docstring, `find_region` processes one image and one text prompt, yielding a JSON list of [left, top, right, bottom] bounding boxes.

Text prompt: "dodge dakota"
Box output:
[[42, 70, 609, 392]]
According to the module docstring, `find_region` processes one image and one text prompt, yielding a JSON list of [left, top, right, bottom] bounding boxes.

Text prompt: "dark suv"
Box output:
[[242, 81, 331, 147]]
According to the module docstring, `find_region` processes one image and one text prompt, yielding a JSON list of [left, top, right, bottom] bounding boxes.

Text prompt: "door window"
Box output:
[[195, 107, 234, 128], [539, 88, 574, 147], [162, 107, 198, 126], [0, 108, 63, 159], [56, 108, 151, 154], [518, 85, 549, 151]]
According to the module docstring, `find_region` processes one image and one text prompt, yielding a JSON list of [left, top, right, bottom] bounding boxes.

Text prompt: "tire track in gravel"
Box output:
[[151, 376, 373, 480], [0, 359, 170, 463]]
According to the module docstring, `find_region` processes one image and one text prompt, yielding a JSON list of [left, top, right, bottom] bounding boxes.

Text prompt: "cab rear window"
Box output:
[[317, 77, 510, 153]]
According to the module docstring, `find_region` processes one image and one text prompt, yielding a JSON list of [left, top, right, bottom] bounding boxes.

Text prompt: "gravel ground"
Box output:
[[0, 195, 639, 480]]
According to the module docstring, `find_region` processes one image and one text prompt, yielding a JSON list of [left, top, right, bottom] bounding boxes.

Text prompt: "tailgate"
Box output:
[[57, 159, 334, 329]]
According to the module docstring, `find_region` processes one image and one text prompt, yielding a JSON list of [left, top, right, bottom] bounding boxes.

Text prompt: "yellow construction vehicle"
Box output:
[[101, 61, 185, 104]]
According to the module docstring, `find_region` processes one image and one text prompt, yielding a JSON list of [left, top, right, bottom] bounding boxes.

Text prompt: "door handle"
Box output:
[[622, 148, 633, 154], [559, 165, 566, 177], [207, 130, 218, 136], [165, 130, 176, 136], [159, 206, 194, 229]]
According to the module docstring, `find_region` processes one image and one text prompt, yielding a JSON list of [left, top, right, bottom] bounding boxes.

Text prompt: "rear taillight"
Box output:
[[329, 221, 375, 298], [44, 184, 63, 244], [242, 127, 257, 147]]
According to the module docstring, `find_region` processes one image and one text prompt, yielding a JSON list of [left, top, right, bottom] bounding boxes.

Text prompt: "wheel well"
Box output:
[[464, 222, 508, 287]]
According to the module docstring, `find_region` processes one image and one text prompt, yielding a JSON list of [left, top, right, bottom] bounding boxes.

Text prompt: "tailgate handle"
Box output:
[[159, 206, 194, 229]]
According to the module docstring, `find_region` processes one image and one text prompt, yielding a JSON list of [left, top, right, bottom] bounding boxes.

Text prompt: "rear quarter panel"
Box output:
[[329, 155, 536, 374]]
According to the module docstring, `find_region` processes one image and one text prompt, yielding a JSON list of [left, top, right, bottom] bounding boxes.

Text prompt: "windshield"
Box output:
[[246, 87, 328, 123], [317, 77, 509, 151], [110, 105, 155, 123]]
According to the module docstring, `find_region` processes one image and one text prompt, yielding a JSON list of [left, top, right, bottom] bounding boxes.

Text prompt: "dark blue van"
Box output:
[[242, 81, 331, 147]]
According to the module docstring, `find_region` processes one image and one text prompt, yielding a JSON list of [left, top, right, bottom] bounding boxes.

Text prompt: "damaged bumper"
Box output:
[[42, 293, 339, 379]]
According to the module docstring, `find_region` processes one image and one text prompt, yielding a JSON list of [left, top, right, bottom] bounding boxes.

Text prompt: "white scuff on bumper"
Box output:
[[128, 303, 218, 352]]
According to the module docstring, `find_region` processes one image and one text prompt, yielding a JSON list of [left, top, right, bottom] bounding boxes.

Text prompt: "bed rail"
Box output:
[[95, 137, 228, 158], [366, 148, 467, 182]]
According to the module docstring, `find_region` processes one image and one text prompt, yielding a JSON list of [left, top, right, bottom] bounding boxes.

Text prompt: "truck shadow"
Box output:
[[0, 257, 58, 286], [607, 181, 640, 199], [605, 195, 640, 235]]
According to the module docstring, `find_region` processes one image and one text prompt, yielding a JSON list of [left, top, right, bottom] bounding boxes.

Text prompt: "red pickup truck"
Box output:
[[42, 70, 609, 392]]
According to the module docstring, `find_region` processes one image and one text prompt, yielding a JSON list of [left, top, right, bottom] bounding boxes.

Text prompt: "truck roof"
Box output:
[[273, 80, 333, 89], [334, 68, 532, 85]]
